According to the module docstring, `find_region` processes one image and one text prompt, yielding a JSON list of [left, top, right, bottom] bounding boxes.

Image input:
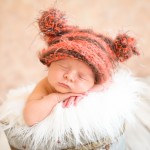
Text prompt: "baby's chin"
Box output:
[[55, 87, 87, 94], [54, 87, 71, 93], [54, 84, 90, 93]]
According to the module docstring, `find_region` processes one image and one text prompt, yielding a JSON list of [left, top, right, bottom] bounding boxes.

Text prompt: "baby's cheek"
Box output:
[[55, 70, 64, 79], [75, 83, 90, 93]]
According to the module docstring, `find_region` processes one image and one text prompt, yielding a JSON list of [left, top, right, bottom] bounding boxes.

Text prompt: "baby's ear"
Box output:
[[38, 8, 69, 40], [113, 34, 140, 62]]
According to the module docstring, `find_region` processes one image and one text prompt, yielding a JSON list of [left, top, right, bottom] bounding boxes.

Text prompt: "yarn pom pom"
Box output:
[[38, 8, 67, 36], [114, 34, 140, 62]]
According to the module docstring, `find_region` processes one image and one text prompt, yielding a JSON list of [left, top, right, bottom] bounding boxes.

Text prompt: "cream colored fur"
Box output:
[[0, 70, 144, 150]]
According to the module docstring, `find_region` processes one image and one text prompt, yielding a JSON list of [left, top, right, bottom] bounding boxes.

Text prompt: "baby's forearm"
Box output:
[[23, 94, 58, 126]]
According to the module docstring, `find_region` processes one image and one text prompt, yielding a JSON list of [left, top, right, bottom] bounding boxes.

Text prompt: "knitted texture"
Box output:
[[38, 8, 139, 84]]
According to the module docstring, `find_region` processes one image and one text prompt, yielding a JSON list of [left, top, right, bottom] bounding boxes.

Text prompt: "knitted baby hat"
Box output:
[[38, 8, 139, 84]]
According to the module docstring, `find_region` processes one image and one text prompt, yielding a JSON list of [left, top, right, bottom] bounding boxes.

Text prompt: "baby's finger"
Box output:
[[65, 97, 75, 107], [62, 98, 69, 107], [74, 96, 83, 106], [60, 93, 84, 102], [63, 97, 74, 108]]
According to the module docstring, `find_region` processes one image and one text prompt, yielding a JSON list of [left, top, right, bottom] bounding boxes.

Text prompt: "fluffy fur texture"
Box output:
[[0, 70, 143, 150]]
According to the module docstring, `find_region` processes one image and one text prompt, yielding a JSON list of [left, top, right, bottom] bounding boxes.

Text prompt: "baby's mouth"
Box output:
[[58, 82, 70, 89]]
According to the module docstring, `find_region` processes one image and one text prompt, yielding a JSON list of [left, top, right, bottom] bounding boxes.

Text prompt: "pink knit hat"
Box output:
[[38, 8, 139, 84]]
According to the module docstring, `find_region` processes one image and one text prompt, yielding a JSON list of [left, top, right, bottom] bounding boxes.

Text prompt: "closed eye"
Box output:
[[78, 74, 88, 81]]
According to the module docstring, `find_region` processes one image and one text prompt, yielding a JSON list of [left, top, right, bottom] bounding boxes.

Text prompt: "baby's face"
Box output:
[[47, 58, 95, 93]]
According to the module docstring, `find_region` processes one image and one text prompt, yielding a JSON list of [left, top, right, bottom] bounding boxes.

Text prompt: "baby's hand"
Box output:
[[62, 92, 87, 108], [52, 93, 84, 104], [62, 96, 82, 107]]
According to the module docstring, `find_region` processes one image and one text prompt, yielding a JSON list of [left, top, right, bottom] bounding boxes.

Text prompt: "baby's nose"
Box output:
[[64, 71, 76, 82]]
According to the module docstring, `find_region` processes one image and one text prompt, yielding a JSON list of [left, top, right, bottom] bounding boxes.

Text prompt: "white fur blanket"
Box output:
[[0, 70, 143, 150]]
